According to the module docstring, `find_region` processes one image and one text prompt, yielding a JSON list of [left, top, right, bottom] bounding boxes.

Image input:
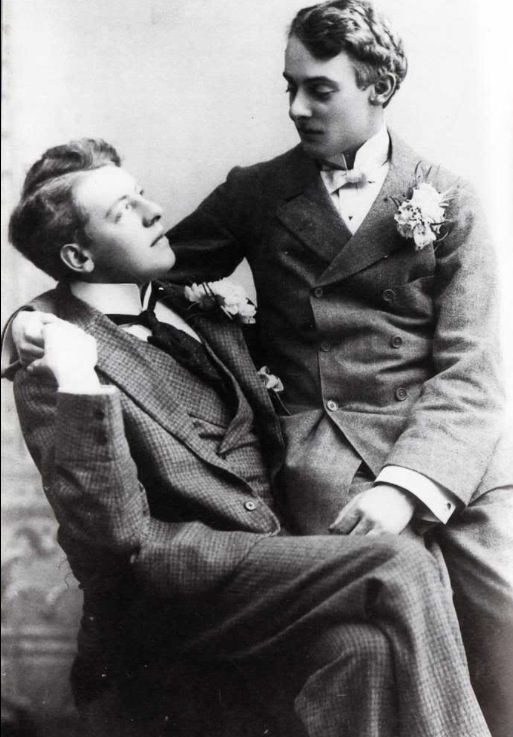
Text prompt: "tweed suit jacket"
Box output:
[[169, 131, 511, 505], [11, 282, 285, 605]]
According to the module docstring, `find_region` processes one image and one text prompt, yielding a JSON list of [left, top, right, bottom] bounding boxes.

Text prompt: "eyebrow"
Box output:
[[105, 194, 129, 219], [283, 72, 339, 87]]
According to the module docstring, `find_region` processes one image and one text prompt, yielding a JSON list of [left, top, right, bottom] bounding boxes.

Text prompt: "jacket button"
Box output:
[[326, 399, 338, 411], [313, 287, 324, 298], [244, 501, 257, 511], [94, 408, 105, 420], [383, 289, 395, 303], [390, 335, 403, 348], [320, 341, 331, 352], [395, 387, 408, 401]]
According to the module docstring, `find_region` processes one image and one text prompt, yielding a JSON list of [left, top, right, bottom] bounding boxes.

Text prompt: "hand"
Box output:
[[11, 310, 60, 366], [329, 484, 416, 536], [26, 319, 99, 392]]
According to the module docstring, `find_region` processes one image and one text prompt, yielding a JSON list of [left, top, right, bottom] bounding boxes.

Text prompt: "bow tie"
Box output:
[[320, 166, 369, 192], [106, 300, 233, 402]]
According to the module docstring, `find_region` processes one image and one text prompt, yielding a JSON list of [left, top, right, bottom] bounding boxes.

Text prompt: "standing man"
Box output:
[[167, 2, 513, 735]]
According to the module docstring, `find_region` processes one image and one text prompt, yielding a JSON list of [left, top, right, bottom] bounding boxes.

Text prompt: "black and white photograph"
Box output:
[[2, 1, 512, 736]]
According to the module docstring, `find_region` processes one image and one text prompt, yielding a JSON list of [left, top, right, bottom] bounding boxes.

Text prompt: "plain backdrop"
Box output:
[[2, 0, 512, 398]]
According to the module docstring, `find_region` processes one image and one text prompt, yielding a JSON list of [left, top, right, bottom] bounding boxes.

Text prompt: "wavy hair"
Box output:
[[289, 0, 407, 102], [9, 138, 121, 281]]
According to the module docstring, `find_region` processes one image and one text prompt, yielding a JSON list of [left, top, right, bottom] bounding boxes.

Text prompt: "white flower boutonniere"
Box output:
[[257, 365, 284, 393], [184, 279, 256, 325], [393, 166, 452, 251]]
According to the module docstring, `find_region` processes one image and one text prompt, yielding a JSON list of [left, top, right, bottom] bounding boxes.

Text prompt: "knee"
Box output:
[[350, 625, 391, 670], [372, 535, 443, 595], [377, 534, 435, 572], [311, 623, 391, 674]]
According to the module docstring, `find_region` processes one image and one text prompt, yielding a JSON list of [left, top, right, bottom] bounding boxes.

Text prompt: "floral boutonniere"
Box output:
[[257, 365, 284, 393], [392, 164, 453, 251], [184, 279, 257, 325]]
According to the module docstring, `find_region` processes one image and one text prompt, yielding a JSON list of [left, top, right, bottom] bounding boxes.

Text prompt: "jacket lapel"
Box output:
[[52, 286, 243, 472], [274, 147, 353, 264], [272, 134, 421, 286], [182, 304, 285, 474], [124, 282, 283, 478], [317, 132, 421, 286], [156, 283, 284, 473]]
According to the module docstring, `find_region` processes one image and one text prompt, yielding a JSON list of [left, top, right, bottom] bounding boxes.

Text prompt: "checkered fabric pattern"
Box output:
[[10, 284, 491, 736]]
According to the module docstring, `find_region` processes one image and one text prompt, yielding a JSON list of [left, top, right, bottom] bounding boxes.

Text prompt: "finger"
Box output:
[[349, 517, 375, 536], [37, 312, 60, 323], [330, 511, 360, 535], [330, 496, 359, 526], [365, 527, 391, 538], [26, 358, 46, 373], [19, 344, 45, 361]]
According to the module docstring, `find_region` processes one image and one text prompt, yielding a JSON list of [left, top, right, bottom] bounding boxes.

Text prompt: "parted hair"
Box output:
[[289, 0, 407, 100], [9, 138, 121, 281]]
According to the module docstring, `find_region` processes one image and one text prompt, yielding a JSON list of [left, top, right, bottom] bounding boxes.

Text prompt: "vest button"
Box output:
[[390, 335, 403, 348], [395, 387, 408, 401], [326, 399, 338, 411], [320, 341, 331, 352], [313, 287, 324, 298], [244, 501, 257, 511], [383, 289, 395, 303]]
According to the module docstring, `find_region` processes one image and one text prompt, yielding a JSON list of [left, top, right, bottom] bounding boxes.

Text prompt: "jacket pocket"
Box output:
[[383, 275, 435, 319]]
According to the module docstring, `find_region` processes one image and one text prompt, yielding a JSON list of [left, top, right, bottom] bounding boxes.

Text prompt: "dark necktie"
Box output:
[[107, 291, 231, 400]]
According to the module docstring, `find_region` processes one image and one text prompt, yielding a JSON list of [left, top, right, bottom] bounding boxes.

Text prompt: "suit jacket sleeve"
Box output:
[[167, 167, 255, 283], [13, 370, 261, 600], [385, 181, 506, 502]]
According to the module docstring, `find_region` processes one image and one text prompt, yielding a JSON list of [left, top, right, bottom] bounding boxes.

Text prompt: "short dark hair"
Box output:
[[289, 0, 407, 101], [9, 138, 121, 281]]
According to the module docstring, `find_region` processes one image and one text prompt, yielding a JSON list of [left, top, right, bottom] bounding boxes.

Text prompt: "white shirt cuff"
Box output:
[[57, 385, 117, 396], [375, 465, 458, 523]]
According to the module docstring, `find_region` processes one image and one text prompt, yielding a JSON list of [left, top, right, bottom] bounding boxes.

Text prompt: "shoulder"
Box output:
[[389, 132, 483, 239], [224, 145, 313, 194], [390, 131, 476, 200]]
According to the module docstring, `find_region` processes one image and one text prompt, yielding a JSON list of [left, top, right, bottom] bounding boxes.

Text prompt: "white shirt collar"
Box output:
[[70, 282, 145, 315], [352, 125, 390, 171]]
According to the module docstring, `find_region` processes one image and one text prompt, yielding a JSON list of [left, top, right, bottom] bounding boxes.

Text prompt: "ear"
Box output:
[[59, 243, 95, 276], [368, 73, 397, 107]]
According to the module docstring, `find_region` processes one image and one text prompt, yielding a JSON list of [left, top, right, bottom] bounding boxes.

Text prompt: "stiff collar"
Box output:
[[319, 125, 390, 172], [70, 281, 146, 315], [351, 125, 390, 172]]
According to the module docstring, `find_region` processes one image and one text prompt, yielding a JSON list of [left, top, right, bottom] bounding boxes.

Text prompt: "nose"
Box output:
[[141, 197, 163, 227], [289, 88, 312, 121]]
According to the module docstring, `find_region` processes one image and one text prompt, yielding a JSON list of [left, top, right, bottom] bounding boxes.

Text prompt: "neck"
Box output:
[[333, 116, 387, 170]]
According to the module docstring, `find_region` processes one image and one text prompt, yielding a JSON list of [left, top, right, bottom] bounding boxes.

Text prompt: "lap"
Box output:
[[437, 485, 513, 605]]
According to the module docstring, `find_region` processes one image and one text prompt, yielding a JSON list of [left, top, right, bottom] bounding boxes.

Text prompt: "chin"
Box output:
[[300, 140, 337, 161]]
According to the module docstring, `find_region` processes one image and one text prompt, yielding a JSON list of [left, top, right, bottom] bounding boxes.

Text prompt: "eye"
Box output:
[[285, 84, 296, 96], [310, 86, 335, 101]]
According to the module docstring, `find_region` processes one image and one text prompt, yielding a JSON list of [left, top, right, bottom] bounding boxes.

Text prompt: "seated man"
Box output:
[[2, 138, 491, 737]]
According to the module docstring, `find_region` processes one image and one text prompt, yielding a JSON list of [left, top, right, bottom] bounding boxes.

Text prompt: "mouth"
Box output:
[[150, 233, 167, 247], [297, 128, 323, 141]]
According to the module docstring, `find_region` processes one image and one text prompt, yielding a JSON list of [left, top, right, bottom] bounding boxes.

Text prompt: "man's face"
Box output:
[[72, 165, 175, 284], [284, 35, 377, 163]]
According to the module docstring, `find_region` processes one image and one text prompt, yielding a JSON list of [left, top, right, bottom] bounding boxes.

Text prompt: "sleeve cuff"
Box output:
[[57, 385, 117, 396], [375, 465, 458, 523]]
